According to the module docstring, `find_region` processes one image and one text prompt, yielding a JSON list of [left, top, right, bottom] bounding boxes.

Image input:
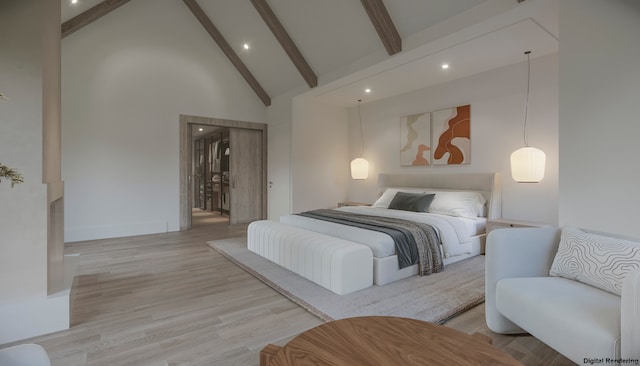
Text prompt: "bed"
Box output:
[[248, 173, 502, 293]]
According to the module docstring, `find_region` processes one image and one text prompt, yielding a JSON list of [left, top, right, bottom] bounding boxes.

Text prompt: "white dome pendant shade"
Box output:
[[350, 158, 369, 180], [511, 146, 545, 183], [350, 99, 369, 180], [510, 51, 546, 183]]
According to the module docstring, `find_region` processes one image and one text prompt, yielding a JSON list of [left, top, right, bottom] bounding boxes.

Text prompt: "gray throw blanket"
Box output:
[[297, 209, 444, 276]]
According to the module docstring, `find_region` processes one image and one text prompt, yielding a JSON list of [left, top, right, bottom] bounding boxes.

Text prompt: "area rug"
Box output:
[[207, 237, 485, 324]]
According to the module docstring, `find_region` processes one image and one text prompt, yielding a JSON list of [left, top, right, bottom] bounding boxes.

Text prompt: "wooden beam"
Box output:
[[360, 0, 401, 55], [61, 0, 131, 39], [250, 0, 317, 88], [182, 0, 271, 106]]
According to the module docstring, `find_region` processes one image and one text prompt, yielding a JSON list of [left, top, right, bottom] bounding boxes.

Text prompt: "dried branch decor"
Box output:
[[0, 164, 24, 188], [0, 91, 25, 187]]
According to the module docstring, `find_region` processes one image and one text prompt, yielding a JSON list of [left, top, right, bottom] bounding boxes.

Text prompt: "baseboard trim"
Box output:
[[65, 220, 170, 242]]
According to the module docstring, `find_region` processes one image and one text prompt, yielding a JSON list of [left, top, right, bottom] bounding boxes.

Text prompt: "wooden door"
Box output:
[[229, 128, 264, 224], [268, 122, 291, 220]]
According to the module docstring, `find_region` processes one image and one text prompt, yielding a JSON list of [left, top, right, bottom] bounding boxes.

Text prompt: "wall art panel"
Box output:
[[432, 104, 471, 165], [400, 112, 431, 166]]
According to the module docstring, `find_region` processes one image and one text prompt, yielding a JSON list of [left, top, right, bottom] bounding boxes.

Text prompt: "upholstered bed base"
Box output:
[[247, 220, 373, 295], [373, 241, 482, 285]]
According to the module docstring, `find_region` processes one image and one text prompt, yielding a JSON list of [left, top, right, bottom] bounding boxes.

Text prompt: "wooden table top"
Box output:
[[265, 316, 523, 366]]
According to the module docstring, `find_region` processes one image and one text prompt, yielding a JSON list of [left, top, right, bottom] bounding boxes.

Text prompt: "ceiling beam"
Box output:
[[360, 0, 402, 55], [182, 0, 271, 106], [61, 0, 131, 39], [250, 0, 317, 88]]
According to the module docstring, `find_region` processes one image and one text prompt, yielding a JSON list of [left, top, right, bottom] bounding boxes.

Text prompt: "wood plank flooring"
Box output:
[[1, 222, 574, 366]]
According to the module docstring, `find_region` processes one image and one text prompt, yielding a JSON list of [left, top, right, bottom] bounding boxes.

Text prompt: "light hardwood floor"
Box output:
[[1, 223, 574, 366], [192, 208, 229, 227]]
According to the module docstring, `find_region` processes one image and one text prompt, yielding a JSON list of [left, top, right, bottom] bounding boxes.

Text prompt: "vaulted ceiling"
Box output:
[[60, 0, 558, 107]]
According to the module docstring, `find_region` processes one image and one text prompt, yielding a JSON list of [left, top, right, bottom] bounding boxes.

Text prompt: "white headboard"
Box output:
[[377, 173, 502, 219]]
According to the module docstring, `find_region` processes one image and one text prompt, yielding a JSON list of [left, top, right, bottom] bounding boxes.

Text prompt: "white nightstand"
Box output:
[[486, 218, 550, 233]]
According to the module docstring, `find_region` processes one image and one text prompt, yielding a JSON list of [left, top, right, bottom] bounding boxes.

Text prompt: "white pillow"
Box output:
[[371, 187, 427, 208], [425, 191, 486, 218], [550, 226, 640, 296]]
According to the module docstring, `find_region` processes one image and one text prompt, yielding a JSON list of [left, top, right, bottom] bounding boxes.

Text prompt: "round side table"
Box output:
[[260, 316, 523, 366]]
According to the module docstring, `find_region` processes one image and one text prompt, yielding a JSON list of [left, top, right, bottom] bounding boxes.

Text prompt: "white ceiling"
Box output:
[[61, 0, 104, 22], [315, 18, 558, 107], [60, 0, 558, 106]]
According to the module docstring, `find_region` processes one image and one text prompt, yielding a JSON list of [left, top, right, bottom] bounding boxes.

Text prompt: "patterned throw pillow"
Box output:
[[550, 226, 640, 296]]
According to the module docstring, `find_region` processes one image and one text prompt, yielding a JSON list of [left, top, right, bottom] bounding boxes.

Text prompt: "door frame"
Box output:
[[179, 114, 268, 231]]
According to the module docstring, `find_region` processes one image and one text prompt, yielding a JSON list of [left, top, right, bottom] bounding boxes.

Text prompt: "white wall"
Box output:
[[347, 53, 559, 224], [62, 0, 267, 241], [291, 97, 350, 213], [0, 0, 70, 344], [0, 0, 48, 306], [559, 0, 640, 238]]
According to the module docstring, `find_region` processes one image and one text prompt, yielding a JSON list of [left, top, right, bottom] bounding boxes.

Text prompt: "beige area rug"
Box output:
[[207, 237, 485, 324]]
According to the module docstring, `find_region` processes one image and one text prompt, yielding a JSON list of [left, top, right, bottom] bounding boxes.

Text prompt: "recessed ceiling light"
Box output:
[[71, 0, 78, 4], [243, 43, 250, 50], [364, 88, 371, 93], [198, 128, 203, 132], [441, 63, 449, 70]]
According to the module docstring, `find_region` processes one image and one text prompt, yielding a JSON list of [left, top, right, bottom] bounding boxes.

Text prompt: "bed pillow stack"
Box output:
[[372, 187, 486, 218]]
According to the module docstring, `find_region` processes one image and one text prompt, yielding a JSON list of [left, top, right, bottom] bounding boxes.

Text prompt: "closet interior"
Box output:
[[193, 126, 230, 219]]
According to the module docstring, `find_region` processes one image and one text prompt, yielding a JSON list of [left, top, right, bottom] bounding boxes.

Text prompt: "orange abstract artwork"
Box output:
[[432, 105, 471, 165]]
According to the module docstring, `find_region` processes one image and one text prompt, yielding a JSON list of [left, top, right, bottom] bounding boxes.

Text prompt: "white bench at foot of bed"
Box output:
[[247, 220, 373, 295]]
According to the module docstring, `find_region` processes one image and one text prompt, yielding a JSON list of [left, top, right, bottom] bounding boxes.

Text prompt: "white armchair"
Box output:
[[485, 227, 640, 365], [0, 344, 51, 366]]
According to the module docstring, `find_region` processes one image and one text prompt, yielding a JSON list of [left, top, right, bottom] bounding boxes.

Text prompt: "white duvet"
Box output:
[[279, 206, 485, 259]]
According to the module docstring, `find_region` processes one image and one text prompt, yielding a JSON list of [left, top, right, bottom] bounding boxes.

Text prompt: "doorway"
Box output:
[[192, 124, 230, 227], [179, 114, 267, 231]]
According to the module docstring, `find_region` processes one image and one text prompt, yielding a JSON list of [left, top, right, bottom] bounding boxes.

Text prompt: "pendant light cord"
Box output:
[[523, 51, 531, 147], [358, 99, 365, 156]]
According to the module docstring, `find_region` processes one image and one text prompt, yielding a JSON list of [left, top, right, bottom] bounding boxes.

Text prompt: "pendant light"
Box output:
[[351, 99, 369, 180], [510, 51, 546, 183]]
